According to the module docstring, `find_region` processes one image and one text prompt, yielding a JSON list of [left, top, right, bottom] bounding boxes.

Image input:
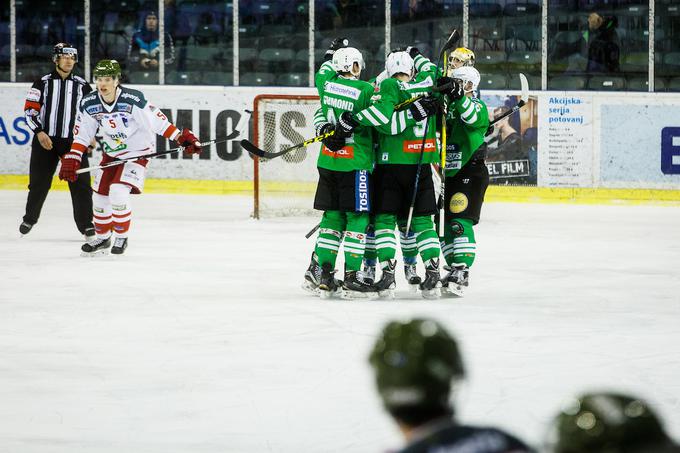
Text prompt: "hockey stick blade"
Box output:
[[241, 130, 335, 160], [443, 29, 461, 54]]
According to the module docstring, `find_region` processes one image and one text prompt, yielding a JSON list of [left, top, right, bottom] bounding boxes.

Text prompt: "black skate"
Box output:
[[111, 237, 128, 255], [372, 259, 396, 299], [358, 259, 376, 285], [318, 262, 341, 299], [302, 252, 322, 295], [419, 258, 441, 299], [81, 237, 111, 256], [19, 221, 33, 236], [83, 227, 96, 242], [441, 263, 469, 297], [342, 270, 377, 300], [404, 262, 421, 293]]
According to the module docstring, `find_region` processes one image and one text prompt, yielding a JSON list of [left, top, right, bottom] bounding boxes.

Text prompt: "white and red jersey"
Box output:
[[71, 86, 179, 159]]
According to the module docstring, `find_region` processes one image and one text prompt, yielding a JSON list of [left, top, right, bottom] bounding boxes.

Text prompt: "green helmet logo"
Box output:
[[93, 59, 121, 79], [368, 318, 465, 410], [547, 392, 674, 453]]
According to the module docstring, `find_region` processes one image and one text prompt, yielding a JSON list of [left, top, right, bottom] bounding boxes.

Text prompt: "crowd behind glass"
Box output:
[[1, 0, 678, 91]]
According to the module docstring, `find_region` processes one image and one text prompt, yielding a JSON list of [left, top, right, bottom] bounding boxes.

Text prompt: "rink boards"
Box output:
[[1, 82, 679, 204]]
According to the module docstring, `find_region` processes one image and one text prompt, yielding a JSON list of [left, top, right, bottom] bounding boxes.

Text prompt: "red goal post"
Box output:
[[252, 94, 322, 219]]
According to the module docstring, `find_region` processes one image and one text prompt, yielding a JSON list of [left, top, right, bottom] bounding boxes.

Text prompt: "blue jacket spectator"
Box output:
[[127, 11, 175, 70]]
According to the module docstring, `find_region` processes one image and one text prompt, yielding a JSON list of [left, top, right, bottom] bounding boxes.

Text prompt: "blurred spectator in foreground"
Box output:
[[368, 318, 534, 453], [545, 391, 680, 453], [127, 11, 175, 70]]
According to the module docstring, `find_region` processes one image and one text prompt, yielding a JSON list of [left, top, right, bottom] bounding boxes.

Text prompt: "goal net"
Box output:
[[252, 94, 322, 218]]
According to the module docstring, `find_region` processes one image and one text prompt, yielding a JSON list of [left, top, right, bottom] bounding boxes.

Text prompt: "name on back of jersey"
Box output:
[[324, 81, 361, 100]]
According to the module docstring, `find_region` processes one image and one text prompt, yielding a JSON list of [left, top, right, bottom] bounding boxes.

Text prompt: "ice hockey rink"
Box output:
[[0, 189, 679, 453]]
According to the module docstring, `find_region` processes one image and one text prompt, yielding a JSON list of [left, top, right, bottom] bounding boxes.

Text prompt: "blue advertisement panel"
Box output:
[[600, 105, 680, 188]]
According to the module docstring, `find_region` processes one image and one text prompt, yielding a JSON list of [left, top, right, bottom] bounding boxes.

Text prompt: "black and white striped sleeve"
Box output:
[[24, 80, 44, 134]]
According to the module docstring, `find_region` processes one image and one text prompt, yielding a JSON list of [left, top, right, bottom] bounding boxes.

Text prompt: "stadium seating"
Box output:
[[621, 51, 648, 73], [475, 50, 506, 72], [506, 51, 541, 73], [667, 77, 680, 92], [479, 73, 507, 89], [588, 75, 626, 90], [277, 73, 308, 87], [240, 72, 274, 86], [166, 71, 202, 85], [549, 75, 587, 90], [128, 70, 159, 84]]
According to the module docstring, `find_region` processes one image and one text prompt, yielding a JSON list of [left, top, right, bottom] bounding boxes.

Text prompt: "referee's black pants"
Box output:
[[23, 136, 94, 234]]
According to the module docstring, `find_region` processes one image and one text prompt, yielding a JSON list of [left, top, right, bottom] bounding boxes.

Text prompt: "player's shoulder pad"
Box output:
[[118, 87, 147, 108], [72, 75, 88, 85], [41, 73, 52, 82], [80, 91, 101, 114], [379, 77, 399, 91]]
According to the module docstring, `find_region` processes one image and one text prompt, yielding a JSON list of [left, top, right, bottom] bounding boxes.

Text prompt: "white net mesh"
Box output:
[[254, 95, 321, 218]]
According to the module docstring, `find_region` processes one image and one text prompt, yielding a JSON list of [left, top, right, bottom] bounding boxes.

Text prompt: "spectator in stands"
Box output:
[[545, 391, 680, 453], [127, 11, 175, 70], [487, 106, 522, 162], [585, 12, 620, 73], [328, 0, 362, 29], [368, 318, 534, 453]]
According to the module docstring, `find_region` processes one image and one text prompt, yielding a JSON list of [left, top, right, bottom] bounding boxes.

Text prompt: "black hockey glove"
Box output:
[[449, 80, 465, 101], [409, 96, 439, 122], [318, 123, 345, 152], [334, 111, 359, 138], [406, 46, 420, 59], [324, 37, 350, 61]]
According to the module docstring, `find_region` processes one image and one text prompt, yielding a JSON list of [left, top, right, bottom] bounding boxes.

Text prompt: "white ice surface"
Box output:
[[1, 190, 679, 453]]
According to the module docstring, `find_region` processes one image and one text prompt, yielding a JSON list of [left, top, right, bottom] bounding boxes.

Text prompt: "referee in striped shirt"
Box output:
[[20, 42, 95, 238]]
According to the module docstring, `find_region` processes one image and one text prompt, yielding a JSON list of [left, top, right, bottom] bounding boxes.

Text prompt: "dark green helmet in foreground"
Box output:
[[547, 392, 679, 453], [368, 318, 465, 410], [93, 59, 121, 79]]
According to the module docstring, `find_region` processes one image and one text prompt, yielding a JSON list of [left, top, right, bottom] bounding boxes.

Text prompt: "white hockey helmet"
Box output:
[[332, 47, 365, 77], [450, 66, 481, 94], [385, 51, 414, 78]]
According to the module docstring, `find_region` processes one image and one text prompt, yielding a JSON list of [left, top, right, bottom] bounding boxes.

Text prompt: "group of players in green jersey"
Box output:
[[302, 37, 490, 300]]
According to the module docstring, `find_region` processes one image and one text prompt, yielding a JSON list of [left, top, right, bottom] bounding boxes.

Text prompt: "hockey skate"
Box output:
[[19, 221, 33, 236], [81, 237, 111, 256], [358, 259, 376, 285], [404, 261, 421, 293], [111, 237, 128, 255], [318, 263, 342, 299], [419, 258, 441, 300], [441, 263, 469, 297], [341, 270, 377, 300], [302, 252, 322, 295], [372, 259, 396, 299]]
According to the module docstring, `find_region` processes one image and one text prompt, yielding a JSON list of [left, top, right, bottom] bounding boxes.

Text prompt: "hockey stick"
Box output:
[[437, 50, 451, 237], [305, 221, 321, 239], [76, 139, 224, 174], [489, 73, 529, 127], [240, 128, 336, 160], [404, 28, 461, 235]]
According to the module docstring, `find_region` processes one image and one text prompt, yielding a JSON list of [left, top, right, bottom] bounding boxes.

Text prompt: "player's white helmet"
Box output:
[[450, 66, 481, 95], [332, 47, 365, 77], [386, 51, 414, 78]]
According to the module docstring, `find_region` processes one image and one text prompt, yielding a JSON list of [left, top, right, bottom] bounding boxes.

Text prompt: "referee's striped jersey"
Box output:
[[24, 70, 93, 139]]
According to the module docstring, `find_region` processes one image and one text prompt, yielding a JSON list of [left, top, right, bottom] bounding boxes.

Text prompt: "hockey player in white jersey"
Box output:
[[58, 59, 202, 255]]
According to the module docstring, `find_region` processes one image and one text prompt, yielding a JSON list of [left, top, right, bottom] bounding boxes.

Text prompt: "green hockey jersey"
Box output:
[[314, 60, 375, 171], [353, 54, 440, 165], [444, 95, 489, 177]]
